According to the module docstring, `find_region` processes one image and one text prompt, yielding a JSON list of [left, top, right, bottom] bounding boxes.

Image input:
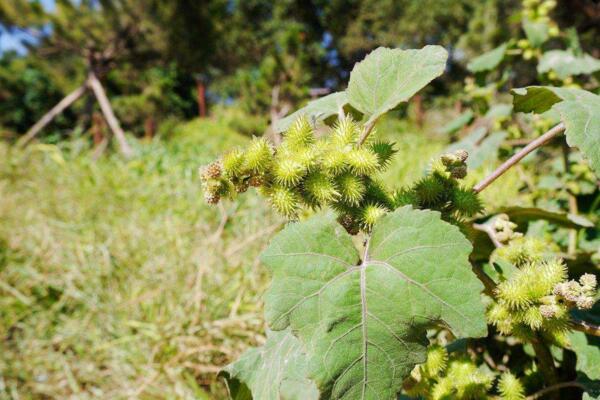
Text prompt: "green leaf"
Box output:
[[440, 110, 474, 135], [497, 206, 594, 229], [261, 207, 487, 400], [512, 86, 600, 175], [580, 375, 600, 400], [275, 92, 348, 133], [523, 19, 549, 47], [570, 331, 600, 381], [538, 50, 600, 79], [220, 329, 319, 400], [347, 46, 448, 125], [467, 43, 509, 73], [484, 103, 513, 120]]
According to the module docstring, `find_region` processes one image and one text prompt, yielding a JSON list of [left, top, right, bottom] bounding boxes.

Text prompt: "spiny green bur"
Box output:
[[199, 115, 401, 231]]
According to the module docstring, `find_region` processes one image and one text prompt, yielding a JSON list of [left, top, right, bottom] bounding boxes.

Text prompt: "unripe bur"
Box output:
[[222, 149, 245, 178], [244, 138, 273, 173], [346, 148, 380, 175], [497, 373, 525, 400]]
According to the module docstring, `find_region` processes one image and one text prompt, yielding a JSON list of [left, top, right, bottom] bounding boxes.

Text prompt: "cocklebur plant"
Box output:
[[208, 46, 600, 400]]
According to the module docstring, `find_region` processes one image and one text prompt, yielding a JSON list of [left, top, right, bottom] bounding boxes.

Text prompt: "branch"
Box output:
[[572, 318, 600, 336], [526, 381, 584, 400], [473, 123, 566, 193], [17, 83, 88, 148]]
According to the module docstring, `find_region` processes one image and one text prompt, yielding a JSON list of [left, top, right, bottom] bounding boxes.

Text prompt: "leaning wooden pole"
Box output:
[[88, 71, 133, 157], [17, 83, 88, 148]]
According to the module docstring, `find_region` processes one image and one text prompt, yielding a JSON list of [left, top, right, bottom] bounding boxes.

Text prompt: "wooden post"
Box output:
[[144, 116, 155, 140], [88, 71, 133, 157], [92, 112, 105, 146], [196, 78, 207, 117], [17, 83, 88, 147], [413, 94, 424, 127]]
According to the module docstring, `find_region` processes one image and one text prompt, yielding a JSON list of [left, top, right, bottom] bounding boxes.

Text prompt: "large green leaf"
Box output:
[[440, 110, 474, 135], [467, 43, 509, 73], [497, 206, 594, 229], [538, 50, 600, 79], [347, 46, 448, 125], [220, 329, 319, 400], [275, 92, 348, 133], [512, 86, 600, 175], [570, 331, 600, 381], [261, 207, 487, 400]]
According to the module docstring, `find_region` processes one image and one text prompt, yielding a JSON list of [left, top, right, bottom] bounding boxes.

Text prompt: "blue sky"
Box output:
[[0, 0, 55, 54]]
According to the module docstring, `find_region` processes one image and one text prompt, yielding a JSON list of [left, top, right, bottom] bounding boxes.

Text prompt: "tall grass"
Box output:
[[0, 119, 279, 399]]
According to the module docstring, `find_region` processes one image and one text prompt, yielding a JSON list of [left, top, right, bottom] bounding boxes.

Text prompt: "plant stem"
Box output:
[[572, 318, 600, 336], [562, 142, 579, 255], [531, 335, 560, 400], [358, 118, 379, 145], [473, 123, 565, 193], [526, 381, 584, 400]]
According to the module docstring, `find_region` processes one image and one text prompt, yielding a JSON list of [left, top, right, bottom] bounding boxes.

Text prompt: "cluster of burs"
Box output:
[[487, 215, 598, 343], [199, 116, 482, 234], [405, 345, 528, 400]]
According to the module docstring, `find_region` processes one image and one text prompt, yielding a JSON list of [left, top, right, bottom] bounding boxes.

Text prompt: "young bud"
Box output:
[[450, 165, 468, 179], [455, 149, 468, 162], [579, 273, 597, 290], [235, 179, 250, 193], [200, 161, 222, 181], [204, 190, 220, 205], [576, 296, 594, 310], [249, 174, 267, 187]]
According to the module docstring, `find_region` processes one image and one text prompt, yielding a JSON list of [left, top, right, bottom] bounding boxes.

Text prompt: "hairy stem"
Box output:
[[531, 335, 560, 400], [526, 381, 584, 400], [572, 318, 600, 337], [473, 123, 566, 193], [358, 118, 379, 145]]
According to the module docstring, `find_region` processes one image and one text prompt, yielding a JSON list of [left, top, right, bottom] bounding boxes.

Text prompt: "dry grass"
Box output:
[[0, 120, 279, 399]]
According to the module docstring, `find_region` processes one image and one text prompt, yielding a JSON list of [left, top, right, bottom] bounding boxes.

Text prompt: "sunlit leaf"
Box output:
[[220, 329, 319, 400], [261, 207, 487, 400], [347, 46, 448, 125]]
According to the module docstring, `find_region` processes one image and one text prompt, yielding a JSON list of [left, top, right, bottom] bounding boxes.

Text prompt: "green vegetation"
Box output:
[[1, 1, 599, 399], [0, 118, 439, 398]]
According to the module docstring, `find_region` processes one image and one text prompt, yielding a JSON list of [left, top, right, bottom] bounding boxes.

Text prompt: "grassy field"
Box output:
[[0, 117, 523, 399]]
